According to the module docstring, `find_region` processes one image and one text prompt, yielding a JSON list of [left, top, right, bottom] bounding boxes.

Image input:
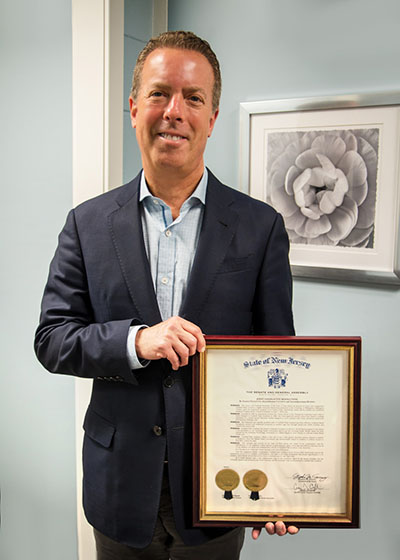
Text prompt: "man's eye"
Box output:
[[189, 95, 202, 103], [150, 91, 165, 98]]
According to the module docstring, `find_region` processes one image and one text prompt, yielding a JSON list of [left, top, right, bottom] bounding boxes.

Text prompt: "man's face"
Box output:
[[129, 48, 219, 180]]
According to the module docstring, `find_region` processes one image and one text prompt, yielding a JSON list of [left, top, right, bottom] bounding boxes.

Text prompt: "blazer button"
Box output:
[[164, 375, 174, 388], [153, 425, 163, 437]]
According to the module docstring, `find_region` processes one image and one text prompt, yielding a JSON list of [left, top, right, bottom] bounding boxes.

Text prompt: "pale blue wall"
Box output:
[[123, 0, 153, 182], [0, 1, 77, 559], [168, 1, 400, 559]]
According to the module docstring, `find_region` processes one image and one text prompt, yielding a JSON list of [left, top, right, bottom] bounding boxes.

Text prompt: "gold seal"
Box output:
[[243, 470, 268, 492], [215, 469, 240, 491]]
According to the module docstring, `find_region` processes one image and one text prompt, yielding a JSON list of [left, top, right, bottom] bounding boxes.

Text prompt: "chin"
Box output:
[[157, 156, 188, 170]]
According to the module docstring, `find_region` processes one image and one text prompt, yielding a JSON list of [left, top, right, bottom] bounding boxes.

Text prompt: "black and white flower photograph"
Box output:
[[266, 128, 379, 248], [243, 96, 400, 283]]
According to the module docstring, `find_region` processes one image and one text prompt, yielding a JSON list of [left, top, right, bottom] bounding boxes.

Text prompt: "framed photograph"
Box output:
[[239, 92, 400, 284], [192, 335, 361, 528]]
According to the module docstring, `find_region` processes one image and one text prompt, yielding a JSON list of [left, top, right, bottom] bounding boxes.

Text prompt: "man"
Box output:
[[35, 31, 298, 559]]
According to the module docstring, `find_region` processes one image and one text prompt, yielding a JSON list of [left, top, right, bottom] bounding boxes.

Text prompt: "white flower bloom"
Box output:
[[267, 130, 378, 247]]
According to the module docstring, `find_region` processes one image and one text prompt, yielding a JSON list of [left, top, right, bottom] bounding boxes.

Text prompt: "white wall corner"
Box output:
[[72, 1, 123, 558]]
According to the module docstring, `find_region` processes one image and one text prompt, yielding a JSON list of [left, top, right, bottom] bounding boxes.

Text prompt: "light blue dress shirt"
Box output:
[[127, 169, 208, 369]]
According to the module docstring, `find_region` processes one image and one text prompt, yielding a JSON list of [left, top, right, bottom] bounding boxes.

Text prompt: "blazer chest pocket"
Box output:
[[83, 407, 116, 449], [217, 254, 253, 274]]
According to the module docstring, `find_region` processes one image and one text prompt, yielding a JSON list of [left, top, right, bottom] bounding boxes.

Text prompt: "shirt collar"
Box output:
[[139, 168, 208, 206]]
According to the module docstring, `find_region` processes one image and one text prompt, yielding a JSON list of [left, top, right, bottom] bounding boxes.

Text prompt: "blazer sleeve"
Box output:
[[252, 212, 295, 336], [34, 209, 138, 384]]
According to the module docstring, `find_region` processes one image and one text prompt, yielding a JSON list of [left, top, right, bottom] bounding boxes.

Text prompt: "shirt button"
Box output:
[[161, 277, 169, 285], [164, 376, 174, 388], [165, 230, 171, 237], [153, 425, 163, 436]]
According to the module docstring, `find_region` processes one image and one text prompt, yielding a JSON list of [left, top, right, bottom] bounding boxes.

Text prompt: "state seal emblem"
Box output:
[[267, 368, 288, 388]]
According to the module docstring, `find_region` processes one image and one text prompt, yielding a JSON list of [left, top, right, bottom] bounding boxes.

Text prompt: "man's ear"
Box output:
[[208, 108, 219, 138], [129, 96, 137, 129]]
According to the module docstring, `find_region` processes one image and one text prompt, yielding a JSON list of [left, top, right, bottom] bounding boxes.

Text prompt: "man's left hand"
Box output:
[[252, 521, 299, 539]]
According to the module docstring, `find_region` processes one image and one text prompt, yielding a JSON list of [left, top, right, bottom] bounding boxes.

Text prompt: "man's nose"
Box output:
[[163, 94, 184, 122]]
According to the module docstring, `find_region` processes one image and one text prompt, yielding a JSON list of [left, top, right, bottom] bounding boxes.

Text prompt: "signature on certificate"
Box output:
[[292, 473, 328, 494]]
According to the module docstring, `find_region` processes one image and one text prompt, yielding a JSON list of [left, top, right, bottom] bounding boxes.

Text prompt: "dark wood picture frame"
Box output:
[[193, 336, 361, 529]]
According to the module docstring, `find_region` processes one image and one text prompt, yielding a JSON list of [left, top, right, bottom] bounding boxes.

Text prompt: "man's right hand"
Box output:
[[135, 316, 206, 371]]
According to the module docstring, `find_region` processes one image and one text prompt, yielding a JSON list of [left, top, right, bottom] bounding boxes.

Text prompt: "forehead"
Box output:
[[141, 48, 214, 91]]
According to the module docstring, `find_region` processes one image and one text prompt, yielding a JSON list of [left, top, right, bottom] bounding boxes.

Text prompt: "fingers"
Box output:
[[178, 318, 206, 352], [252, 521, 300, 539], [163, 336, 192, 370], [266, 521, 284, 535], [135, 316, 205, 369]]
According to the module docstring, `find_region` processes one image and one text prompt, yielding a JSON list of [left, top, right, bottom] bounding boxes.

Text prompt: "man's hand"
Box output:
[[252, 521, 299, 539], [135, 316, 205, 370]]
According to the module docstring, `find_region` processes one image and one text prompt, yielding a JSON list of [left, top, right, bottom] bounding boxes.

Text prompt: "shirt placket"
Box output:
[[156, 204, 176, 321]]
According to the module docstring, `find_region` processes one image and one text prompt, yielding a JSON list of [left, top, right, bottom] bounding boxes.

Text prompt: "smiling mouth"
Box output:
[[158, 133, 187, 142]]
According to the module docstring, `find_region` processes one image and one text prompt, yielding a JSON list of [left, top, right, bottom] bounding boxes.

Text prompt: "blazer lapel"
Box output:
[[180, 172, 239, 323], [108, 175, 162, 326]]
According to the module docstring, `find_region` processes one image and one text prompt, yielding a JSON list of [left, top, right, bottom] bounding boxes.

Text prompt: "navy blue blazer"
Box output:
[[35, 170, 294, 548]]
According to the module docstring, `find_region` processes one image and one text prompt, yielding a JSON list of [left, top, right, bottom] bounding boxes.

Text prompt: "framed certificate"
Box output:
[[192, 336, 361, 528]]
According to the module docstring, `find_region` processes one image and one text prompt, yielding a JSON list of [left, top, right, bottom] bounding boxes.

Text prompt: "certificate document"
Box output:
[[192, 336, 361, 528]]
